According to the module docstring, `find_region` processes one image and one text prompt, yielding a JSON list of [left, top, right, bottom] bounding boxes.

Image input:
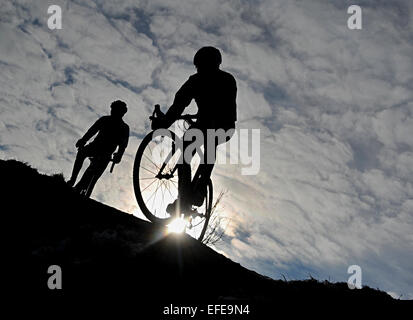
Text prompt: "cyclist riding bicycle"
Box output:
[[67, 100, 130, 195], [151, 46, 237, 215]]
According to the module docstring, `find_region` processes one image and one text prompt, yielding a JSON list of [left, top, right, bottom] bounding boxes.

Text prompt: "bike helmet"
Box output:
[[110, 100, 128, 115], [193, 46, 222, 68]]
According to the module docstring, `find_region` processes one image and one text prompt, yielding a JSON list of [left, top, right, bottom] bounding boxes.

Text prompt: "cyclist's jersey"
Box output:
[[82, 116, 129, 156], [167, 69, 237, 130]]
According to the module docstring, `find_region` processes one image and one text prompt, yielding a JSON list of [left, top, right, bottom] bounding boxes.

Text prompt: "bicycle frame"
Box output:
[[153, 114, 204, 186]]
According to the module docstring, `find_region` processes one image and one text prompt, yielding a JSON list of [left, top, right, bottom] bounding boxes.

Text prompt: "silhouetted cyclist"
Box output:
[[67, 100, 129, 195], [152, 46, 237, 214]]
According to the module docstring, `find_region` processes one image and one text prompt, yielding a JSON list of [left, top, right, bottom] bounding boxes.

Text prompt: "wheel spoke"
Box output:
[[170, 179, 178, 189], [145, 180, 159, 206], [151, 180, 161, 209], [160, 181, 166, 212], [170, 180, 179, 193], [143, 154, 159, 170], [140, 166, 158, 176], [145, 186, 157, 205], [141, 178, 158, 193], [164, 180, 174, 198]]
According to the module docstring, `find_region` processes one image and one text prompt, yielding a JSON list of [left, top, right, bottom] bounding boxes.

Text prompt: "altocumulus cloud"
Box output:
[[0, 0, 412, 299]]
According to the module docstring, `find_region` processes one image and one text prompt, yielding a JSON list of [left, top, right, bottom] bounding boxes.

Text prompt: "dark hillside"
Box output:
[[0, 159, 403, 317]]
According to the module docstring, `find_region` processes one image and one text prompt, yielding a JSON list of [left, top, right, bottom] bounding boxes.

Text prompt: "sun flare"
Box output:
[[167, 215, 187, 234]]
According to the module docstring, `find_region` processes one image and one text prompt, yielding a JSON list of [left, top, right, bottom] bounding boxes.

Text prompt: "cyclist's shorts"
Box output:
[[81, 143, 112, 160]]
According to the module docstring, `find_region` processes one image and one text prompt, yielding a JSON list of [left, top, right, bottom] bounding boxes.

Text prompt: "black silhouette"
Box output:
[[1, 159, 401, 317], [152, 46, 237, 214], [67, 100, 129, 196]]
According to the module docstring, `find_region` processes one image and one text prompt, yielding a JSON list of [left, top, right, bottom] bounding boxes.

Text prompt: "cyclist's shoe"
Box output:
[[167, 198, 193, 216]]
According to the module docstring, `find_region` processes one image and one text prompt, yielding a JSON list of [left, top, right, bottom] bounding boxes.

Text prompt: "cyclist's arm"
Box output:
[[76, 118, 103, 148], [163, 77, 194, 128], [113, 125, 129, 163], [81, 117, 103, 142]]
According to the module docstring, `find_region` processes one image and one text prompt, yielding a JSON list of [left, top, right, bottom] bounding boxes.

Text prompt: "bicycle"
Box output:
[[133, 105, 212, 241], [74, 155, 115, 198]]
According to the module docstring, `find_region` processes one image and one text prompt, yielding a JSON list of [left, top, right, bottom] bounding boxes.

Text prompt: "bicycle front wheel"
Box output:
[[194, 179, 212, 242], [133, 129, 180, 224]]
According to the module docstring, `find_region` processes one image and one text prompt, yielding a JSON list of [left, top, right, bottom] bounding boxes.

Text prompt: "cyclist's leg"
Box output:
[[189, 129, 212, 206], [176, 138, 193, 209], [74, 159, 94, 192], [191, 136, 215, 205], [191, 128, 234, 205], [191, 163, 214, 206], [84, 158, 110, 197], [68, 145, 92, 186], [167, 130, 198, 214]]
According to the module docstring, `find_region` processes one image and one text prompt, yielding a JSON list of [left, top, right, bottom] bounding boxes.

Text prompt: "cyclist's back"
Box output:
[[177, 69, 237, 130], [87, 115, 129, 157]]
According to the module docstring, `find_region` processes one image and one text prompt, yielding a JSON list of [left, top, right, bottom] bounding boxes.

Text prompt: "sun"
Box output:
[[167, 215, 187, 234]]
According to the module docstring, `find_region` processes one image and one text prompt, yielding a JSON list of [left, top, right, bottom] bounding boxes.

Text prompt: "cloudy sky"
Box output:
[[1, 0, 412, 299]]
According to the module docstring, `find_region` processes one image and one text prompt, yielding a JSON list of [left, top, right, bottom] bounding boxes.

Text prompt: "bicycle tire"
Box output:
[[197, 179, 212, 242], [133, 130, 178, 224]]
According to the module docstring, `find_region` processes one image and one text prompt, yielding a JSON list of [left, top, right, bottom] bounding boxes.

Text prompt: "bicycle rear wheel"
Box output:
[[194, 179, 212, 242]]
